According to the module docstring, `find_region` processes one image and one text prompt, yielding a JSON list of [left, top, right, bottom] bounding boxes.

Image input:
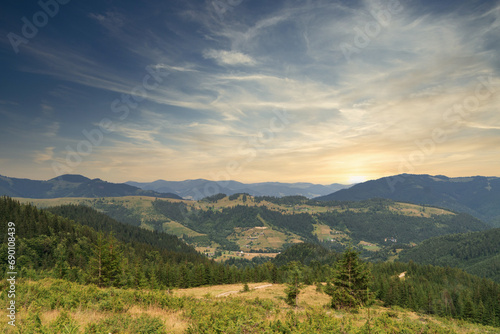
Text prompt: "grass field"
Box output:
[[163, 221, 206, 237], [313, 223, 349, 243], [389, 202, 455, 217], [228, 225, 302, 251], [2, 279, 499, 333]]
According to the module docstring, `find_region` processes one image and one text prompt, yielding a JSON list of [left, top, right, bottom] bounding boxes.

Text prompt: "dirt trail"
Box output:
[[216, 284, 273, 297]]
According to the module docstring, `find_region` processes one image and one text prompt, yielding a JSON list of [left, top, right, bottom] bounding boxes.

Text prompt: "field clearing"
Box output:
[[164, 221, 205, 237], [229, 225, 302, 251], [390, 202, 455, 217], [174, 283, 332, 308], [359, 240, 381, 252], [195, 247, 279, 261], [313, 223, 348, 242]]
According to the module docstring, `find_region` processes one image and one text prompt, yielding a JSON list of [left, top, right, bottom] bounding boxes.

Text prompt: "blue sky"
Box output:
[[0, 0, 499, 184]]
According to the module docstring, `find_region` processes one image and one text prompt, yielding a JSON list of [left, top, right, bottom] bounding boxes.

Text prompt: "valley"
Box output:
[[16, 192, 487, 263]]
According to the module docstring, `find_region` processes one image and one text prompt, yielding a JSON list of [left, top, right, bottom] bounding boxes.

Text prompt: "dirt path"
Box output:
[[216, 284, 273, 297]]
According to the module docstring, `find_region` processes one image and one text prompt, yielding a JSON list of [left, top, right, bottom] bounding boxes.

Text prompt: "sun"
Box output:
[[347, 175, 367, 184]]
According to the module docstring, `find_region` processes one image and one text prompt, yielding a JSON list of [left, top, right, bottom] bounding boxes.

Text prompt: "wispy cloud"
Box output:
[[203, 49, 256, 66], [88, 11, 126, 34], [34, 147, 55, 164]]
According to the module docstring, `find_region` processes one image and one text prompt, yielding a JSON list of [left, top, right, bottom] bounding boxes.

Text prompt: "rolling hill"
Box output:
[[0, 174, 181, 199], [126, 179, 349, 200], [18, 194, 490, 260], [316, 174, 500, 226]]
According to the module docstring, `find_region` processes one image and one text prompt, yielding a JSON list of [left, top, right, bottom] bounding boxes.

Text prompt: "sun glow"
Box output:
[[347, 175, 367, 184]]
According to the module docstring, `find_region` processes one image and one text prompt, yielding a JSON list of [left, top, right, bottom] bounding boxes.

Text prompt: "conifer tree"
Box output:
[[86, 232, 107, 287], [284, 262, 303, 307], [54, 242, 69, 279], [326, 246, 372, 310], [86, 232, 121, 287]]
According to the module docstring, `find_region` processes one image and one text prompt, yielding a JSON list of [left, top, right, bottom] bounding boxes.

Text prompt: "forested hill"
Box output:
[[316, 174, 500, 226], [46, 204, 196, 253], [18, 195, 490, 259], [0, 174, 181, 199], [399, 228, 500, 282], [272, 243, 339, 267], [151, 195, 489, 252], [0, 197, 229, 289]]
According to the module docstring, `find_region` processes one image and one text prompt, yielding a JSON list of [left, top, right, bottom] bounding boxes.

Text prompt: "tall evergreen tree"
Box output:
[[326, 246, 372, 309], [86, 232, 121, 287], [54, 241, 69, 279], [284, 262, 303, 307]]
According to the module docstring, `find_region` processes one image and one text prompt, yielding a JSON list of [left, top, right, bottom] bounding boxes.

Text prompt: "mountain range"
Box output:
[[4, 171, 499, 283], [3, 173, 500, 228], [126, 179, 350, 200], [316, 174, 500, 226], [0, 174, 181, 199]]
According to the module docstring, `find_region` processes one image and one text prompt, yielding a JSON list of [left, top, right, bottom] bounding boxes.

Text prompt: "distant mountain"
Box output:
[[316, 174, 500, 226], [399, 228, 500, 282], [126, 179, 349, 200], [0, 174, 182, 199]]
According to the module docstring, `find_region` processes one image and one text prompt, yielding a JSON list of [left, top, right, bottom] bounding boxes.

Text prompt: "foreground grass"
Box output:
[[1, 278, 499, 333]]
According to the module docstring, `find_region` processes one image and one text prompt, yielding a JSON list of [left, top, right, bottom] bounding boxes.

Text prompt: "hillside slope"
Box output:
[[0, 174, 181, 199], [316, 174, 500, 226], [0, 196, 258, 290], [399, 228, 500, 282]]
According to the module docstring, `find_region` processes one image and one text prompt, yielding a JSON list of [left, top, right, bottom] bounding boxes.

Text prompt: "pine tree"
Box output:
[[86, 232, 121, 287], [54, 242, 69, 279], [105, 232, 121, 287], [149, 267, 160, 290], [284, 262, 303, 307], [326, 246, 372, 310], [462, 296, 476, 322], [86, 232, 107, 287]]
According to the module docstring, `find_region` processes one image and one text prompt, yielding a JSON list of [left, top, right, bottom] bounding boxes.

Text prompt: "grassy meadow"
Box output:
[[1, 278, 499, 334]]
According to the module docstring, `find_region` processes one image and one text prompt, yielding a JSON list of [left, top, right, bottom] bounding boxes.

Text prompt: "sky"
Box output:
[[0, 0, 499, 185]]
